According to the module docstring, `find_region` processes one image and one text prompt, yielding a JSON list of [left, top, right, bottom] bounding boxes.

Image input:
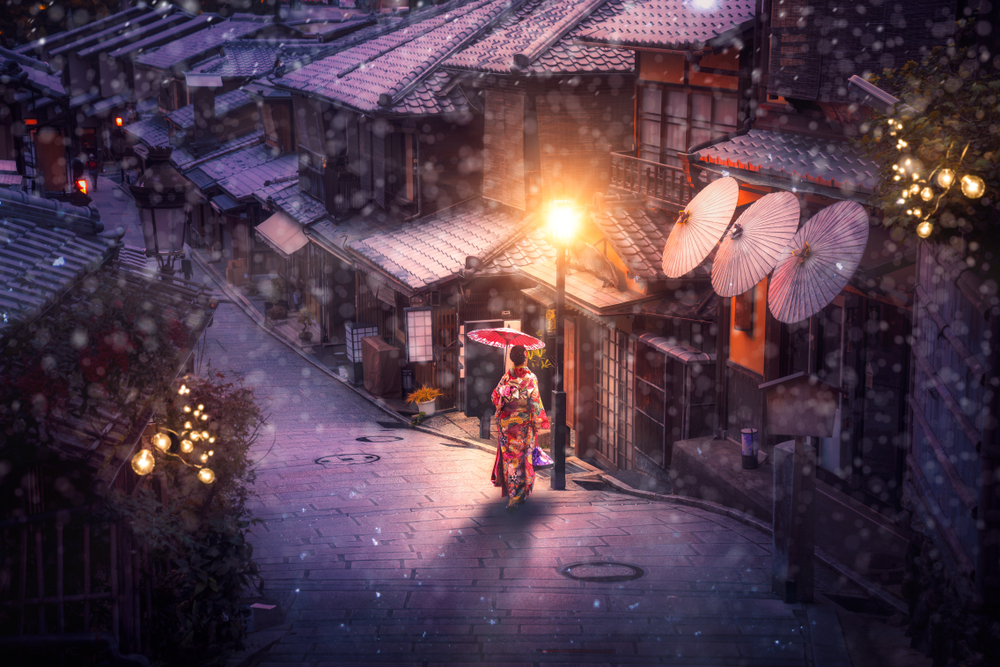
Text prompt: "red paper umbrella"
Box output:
[[712, 191, 801, 297], [768, 201, 869, 324], [662, 176, 740, 278], [466, 327, 545, 350]]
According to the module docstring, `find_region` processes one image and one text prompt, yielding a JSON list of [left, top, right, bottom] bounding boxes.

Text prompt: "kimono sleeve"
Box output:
[[527, 373, 551, 430], [491, 372, 509, 410]]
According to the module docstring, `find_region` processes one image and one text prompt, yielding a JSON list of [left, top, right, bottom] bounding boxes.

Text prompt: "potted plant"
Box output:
[[297, 307, 314, 342], [405, 385, 443, 417]]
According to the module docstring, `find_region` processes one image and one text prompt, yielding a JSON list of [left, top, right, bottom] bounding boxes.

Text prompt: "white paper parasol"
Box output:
[[711, 191, 801, 297], [768, 200, 869, 324], [662, 176, 740, 278]]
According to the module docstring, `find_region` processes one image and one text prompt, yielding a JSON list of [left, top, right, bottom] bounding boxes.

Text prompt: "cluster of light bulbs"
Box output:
[[887, 119, 986, 239], [130, 383, 217, 484]]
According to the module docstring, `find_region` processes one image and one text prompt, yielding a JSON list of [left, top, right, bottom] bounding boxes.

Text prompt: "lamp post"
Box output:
[[115, 116, 124, 184], [130, 145, 193, 275], [547, 200, 578, 491]]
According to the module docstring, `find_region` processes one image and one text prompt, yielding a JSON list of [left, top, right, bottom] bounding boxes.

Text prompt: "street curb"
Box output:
[[191, 248, 907, 620]]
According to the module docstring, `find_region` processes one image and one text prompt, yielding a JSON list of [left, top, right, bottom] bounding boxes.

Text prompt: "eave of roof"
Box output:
[[577, 0, 756, 51], [271, 0, 523, 115]]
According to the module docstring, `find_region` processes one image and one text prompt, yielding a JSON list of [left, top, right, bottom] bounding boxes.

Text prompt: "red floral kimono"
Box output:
[[490, 367, 550, 508]]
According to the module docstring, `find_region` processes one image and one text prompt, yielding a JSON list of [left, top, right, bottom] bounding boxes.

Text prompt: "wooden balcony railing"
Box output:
[[609, 151, 692, 209]]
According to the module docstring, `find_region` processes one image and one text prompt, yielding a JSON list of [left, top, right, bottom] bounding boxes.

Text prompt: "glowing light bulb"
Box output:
[[910, 184, 920, 194], [183, 406, 191, 413], [936, 169, 955, 188], [200, 453, 209, 463], [181, 439, 194, 453], [912, 208, 922, 217], [209, 437, 215, 443], [961, 174, 985, 199], [896, 199, 905, 205], [198, 405, 204, 411], [201, 414, 209, 421], [184, 421, 192, 429], [191, 432, 200, 441], [131, 449, 155, 476], [202, 431, 209, 439], [892, 165, 899, 171], [920, 187, 934, 201], [893, 175, 901, 181], [198, 468, 216, 484], [152, 433, 170, 452], [208, 450, 214, 456], [916, 221, 933, 238]]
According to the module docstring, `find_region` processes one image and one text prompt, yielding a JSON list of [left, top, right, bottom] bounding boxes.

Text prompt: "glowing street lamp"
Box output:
[[546, 200, 579, 491]]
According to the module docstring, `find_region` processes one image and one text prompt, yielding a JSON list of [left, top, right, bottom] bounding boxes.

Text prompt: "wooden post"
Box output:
[[772, 435, 816, 603]]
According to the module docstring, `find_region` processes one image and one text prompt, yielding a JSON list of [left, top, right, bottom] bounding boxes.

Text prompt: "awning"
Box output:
[[255, 211, 308, 259], [210, 193, 241, 213], [520, 263, 658, 315]]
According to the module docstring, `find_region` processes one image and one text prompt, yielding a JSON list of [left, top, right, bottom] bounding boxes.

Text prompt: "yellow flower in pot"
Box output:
[[405, 385, 443, 416]]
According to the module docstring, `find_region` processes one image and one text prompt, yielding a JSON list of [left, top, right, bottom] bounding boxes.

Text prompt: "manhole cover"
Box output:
[[315, 454, 381, 465], [560, 561, 645, 582], [355, 435, 403, 443]]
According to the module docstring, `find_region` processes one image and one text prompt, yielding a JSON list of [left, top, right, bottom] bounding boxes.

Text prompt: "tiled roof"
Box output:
[[309, 207, 399, 260], [192, 42, 280, 78], [0, 211, 112, 332], [481, 226, 556, 276], [218, 153, 298, 201], [172, 130, 265, 171], [273, 0, 511, 115], [591, 203, 672, 280], [694, 128, 877, 194], [264, 182, 329, 226], [122, 114, 171, 147], [15, 5, 147, 56], [579, 0, 755, 50], [198, 143, 277, 182], [109, 14, 218, 60], [78, 12, 190, 59], [448, 0, 633, 74], [51, 4, 174, 57], [348, 198, 529, 292], [521, 261, 653, 314], [135, 17, 271, 71], [1, 48, 67, 99], [166, 89, 256, 130]]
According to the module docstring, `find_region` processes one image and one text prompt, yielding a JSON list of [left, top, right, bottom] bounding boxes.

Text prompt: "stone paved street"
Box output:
[[87, 175, 868, 666]]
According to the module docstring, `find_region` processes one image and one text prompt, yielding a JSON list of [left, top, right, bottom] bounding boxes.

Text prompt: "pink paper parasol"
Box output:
[[466, 327, 545, 350], [768, 200, 869, 324], [712, 191, 801, 297], [662, 176, 740, 278]]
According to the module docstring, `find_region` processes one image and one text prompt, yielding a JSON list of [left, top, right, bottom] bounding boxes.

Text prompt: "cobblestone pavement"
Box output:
[[189, 282, 854, 667], [89, 177, 857, 666]]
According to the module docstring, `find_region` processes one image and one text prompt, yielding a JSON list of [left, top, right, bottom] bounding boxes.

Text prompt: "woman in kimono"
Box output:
[[490, 345, 550, 513]]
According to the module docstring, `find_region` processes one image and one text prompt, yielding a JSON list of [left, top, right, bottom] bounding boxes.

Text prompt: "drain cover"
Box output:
[[560, 561, 645, 582], [355, 435, 403, 443], [315, 453, 380, 465]]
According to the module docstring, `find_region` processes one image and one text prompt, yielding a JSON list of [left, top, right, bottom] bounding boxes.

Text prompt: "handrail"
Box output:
[[609, 151, 692, 208]]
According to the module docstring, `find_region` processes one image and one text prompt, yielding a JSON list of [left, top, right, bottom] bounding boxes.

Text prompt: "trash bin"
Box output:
[[741, 428, 759, 469]]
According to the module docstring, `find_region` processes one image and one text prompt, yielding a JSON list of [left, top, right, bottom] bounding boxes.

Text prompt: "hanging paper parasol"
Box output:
[[662, 176, 740, 278], [768, 200, 869, 324], [711, 191, 801, 297], [466, 327, 545, 350]]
